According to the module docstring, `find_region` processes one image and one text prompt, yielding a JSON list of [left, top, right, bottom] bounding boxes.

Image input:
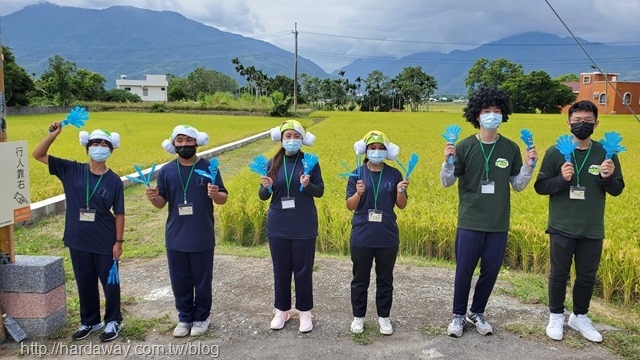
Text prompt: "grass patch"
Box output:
[[351, 323, 378, 345], [120, 314, 174, 341], [420, 324, 442, 336], [498, 269, 549, 305]]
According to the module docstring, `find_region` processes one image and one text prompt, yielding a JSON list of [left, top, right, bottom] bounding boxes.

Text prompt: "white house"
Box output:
[[115, 74, 168, 102]]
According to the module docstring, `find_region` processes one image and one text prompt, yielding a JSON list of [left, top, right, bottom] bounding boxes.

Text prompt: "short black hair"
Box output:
[[463, 85, 512, 129], [86, 139, 113, 151], [568, 100, 598, 119]]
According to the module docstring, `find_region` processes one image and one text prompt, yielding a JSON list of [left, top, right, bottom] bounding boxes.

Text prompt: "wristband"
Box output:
[[115, 240, 124, 243]]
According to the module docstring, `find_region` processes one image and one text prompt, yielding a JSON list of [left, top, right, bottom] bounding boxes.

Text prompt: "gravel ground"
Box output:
[[2, 254, 618, 359]]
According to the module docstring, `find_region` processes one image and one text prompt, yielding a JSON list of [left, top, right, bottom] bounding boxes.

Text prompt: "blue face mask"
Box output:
[[282, 139, 302, 153], [88, 146, 111, 162], [367, 149, 387, 164], [479, 112, 503, 130]]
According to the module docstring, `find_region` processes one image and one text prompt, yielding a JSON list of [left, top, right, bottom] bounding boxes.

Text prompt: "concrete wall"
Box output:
[[21, 130, 271, 225]]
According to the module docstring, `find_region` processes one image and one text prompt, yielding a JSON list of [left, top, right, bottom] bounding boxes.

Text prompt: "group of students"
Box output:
[[32, 85, 623, 344]]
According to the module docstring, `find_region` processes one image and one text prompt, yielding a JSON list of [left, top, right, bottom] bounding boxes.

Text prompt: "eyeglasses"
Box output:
[[569, 117, 596, 124]]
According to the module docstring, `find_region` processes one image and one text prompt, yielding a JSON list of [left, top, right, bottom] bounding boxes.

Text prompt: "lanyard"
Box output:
[[86, 166, 104, 209], [478, 139, 498, 181], [282, 152, 300, 197], [367, 163, 384, 210], [572, 142, 592, 186], [177, 158, 198, 204]]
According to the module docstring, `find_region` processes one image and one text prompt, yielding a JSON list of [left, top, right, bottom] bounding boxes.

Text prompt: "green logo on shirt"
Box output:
[[495, 158, 509, 168], [588, 164, 600, 175]]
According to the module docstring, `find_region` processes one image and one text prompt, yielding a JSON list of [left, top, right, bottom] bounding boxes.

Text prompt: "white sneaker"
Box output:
[[299, 311, 313, 333], [173, 322, 191, 337], [466, 312, 493, 335], [378, 317, 393, 335], [447, 314, 466, 338], [350, 317, 364, 334], [568, 313, 603, 342], [270, 309, 290, 330], [190, 319, 210, 336], [546, 313, 564, 341]]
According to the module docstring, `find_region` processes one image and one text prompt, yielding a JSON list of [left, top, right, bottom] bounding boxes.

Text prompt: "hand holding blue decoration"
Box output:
[[125, 163, 156, 187], [520, 129, 536, 168], [194, 158, 219, 182], [62, 106, 89, 128], [249, 155, 272, 193], [442, 124, 462, 165], [555, 134, 578, 162], [600, 131, 627, 160], [299, 153, 319, 191], [107, 260, 119, 285], [338, 155, 362, 179], [394, 153, 418, 193]]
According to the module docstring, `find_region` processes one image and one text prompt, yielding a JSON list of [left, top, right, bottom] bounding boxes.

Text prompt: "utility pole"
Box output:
[[604, 69, 608, 114], [0, 44, 8, 342], [292, 23, 298, 113]]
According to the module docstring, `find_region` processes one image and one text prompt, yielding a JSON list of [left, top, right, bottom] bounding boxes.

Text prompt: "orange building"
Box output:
[[562, 72, 640, 115]]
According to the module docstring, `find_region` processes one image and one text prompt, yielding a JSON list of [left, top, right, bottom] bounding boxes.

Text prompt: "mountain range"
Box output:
[[3, 3, 640, 94]]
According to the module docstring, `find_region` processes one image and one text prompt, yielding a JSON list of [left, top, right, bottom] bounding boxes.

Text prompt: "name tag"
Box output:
[[281, 197, 296, 209], [481, 180, 495, 194], [178, 203, 194, 216], [79, 208, 96, 222], [569, 186, 586, 200], [368, 209, 383, 222]]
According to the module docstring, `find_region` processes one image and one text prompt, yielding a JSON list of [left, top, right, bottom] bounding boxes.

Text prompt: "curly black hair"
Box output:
[[463, 85, 512, 129]]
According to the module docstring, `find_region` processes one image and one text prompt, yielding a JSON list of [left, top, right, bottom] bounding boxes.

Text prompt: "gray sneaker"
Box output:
[[447, 314, 466, 337], [466, 312, 493, 335]]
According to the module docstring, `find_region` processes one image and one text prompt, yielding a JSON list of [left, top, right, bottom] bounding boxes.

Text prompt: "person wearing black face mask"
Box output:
[[145, 125, 228, 338], [535, 100, 625, 343]]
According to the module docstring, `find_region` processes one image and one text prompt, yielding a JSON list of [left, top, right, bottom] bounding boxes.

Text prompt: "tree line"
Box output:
[[3, 46, 576, 114]]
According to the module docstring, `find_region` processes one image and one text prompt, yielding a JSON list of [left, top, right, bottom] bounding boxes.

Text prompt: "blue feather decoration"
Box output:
[[338, 155, 362, 179], [249, 155, 272, 193], [195, 157, 219, 182], [394, 153, 419, 192], [62, 106, 90, 128], [519, 128, 536, 168], [442, 124, 462, 164], [600, 131, 627, 159], [299, 153, 319, 191], [555, 134, 578, 162], [107, 260, 119, 285], [125, 163, 156, 187]]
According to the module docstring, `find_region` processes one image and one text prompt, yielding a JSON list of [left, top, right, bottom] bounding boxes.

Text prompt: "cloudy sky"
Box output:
[[2, 0, 639, 72]]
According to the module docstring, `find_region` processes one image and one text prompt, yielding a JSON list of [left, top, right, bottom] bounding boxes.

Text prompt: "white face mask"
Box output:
[[367, 149, 387, 164], [479, 112, 503, 130], [88, 146, 111, 162]]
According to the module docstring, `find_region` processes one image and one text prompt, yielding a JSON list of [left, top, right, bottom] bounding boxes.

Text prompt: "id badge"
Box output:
[[178, 203, 194, 216], [569, 186, 586, 200], [481, 181, 495, 194], [281, 197, 296, 210], [79, 208, 96, 222], [368, 209, 383, 222]]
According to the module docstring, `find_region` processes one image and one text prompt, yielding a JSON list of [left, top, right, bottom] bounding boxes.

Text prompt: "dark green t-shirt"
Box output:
[[535, 140, 624, 239], [454, 134, 523, 232]]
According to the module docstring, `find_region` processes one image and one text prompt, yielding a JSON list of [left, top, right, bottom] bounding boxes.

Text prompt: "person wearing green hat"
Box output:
[[33, 124, 125, 342], [259, 120, 324, 333], [346, 130, 409, 336]]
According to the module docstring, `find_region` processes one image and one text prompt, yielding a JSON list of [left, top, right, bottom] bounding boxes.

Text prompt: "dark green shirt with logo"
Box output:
[[534, 140, 624, 239], [454, 134, 523, 232]]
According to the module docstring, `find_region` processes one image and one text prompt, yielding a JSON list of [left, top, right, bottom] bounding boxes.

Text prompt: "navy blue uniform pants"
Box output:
[[268, 237, 316, 312], [548, 233, 602, 315], [167, 248, 214, 323], [350, 245, 398, 318], [452, 229, 507, 315], [69, 248, 122, 326]]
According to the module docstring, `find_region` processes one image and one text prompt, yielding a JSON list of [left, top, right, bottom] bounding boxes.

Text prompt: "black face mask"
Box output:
[[570, 122, 595, 141], [175, 145, 197, 159]]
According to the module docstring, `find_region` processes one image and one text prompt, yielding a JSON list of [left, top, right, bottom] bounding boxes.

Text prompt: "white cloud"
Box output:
[[2, 0, 639, 72]]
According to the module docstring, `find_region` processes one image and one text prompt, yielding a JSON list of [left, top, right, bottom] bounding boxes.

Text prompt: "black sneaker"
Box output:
[[72, 322, 104, 340], [99, 321, 122, 342]]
